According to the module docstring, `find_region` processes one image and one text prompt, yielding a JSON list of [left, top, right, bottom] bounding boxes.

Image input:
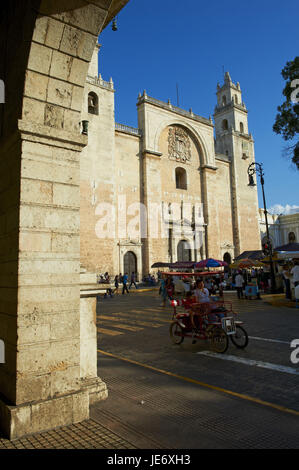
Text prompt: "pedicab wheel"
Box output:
[[169, 322, 184, 345], [210, 327, 228, 353], [230, 325, 248, 349]]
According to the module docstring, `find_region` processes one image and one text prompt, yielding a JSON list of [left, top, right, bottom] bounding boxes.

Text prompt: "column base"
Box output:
[[0, 375, 108, 440], [81, 376, 108, 405], [0, 389, 89, 441]]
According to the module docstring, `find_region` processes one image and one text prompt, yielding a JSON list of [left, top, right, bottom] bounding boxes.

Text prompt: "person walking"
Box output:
[[235, 271, 244, 299], [122, 272, 129, 294], [129, 271, 138, 289], [291, 261, 299, 288], [282, 265, 291, 300], [160, 276, 168, 307], [114, 275, 119, 295]]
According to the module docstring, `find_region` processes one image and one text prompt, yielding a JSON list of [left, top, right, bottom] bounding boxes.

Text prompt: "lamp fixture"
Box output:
[[81, 120, 89, 136], [112, 18, 118, 31]]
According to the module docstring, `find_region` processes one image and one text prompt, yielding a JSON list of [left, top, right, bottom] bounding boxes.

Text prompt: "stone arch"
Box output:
[[1, 1, 127, 139], [0, 0, 129, 440], [119, 242, 142, 280], [124, 251, 138, 278], [88, 91, 99, 115], [154, 119, 210, 167], [177, 239, 192, 262], [223, 252, 232, 266], [288, 231, 296, 243]]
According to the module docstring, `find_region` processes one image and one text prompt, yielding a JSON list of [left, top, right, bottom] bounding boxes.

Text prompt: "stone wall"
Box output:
[[80, 77, 117, 275]]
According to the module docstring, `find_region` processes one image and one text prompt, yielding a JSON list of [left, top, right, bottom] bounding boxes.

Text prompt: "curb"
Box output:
[[130, 287, 159, 293]]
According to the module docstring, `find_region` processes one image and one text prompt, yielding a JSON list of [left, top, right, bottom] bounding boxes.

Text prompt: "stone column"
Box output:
[[201, 165, 219, 258], [0, 121, 91, 439], [0, 122, 108, 440], [141, 150, 167, 275], [0, 0, 129, 439], [0, 118, 108, 439]]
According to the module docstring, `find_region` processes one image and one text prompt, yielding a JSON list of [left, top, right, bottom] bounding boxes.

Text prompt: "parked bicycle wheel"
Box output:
[[230, 325, 248, 349], [210, 327, 228, 353], [169, 322, 184, 345]]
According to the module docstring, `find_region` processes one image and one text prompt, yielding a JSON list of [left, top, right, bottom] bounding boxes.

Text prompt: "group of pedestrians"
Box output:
[[114, 272, 138, 295]]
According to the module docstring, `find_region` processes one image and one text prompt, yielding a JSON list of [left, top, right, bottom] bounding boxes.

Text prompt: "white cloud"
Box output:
[[268, 204, 299, 215]]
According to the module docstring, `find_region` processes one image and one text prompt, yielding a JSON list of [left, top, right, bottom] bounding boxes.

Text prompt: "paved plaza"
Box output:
[[0, 289, 298, 449]]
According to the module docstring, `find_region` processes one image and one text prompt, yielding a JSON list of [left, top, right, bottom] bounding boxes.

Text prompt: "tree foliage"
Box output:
[[273, 57, 299, 169]]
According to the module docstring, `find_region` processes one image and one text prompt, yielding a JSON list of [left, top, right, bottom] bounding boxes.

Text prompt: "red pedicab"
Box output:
[[169, 297, 248, 353]]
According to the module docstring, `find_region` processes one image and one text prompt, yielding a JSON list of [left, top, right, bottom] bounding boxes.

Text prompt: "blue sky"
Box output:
[[99, 0, 299, 212]]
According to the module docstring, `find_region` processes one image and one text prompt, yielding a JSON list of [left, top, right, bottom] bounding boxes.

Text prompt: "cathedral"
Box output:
[[80, 44, 261, 279]]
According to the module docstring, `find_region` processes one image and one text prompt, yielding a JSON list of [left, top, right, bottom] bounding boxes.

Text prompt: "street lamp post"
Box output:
[[247, 162, 276, 294]]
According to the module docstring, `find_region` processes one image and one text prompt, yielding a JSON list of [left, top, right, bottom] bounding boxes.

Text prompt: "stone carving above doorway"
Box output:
[[168, 126, 191, 163]]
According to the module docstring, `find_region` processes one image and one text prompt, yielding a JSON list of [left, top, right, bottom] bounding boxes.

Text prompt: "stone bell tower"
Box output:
[[214, 72, 260, 256]]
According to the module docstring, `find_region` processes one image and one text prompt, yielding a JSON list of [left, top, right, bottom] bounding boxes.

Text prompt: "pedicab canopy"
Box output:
[[151, 261, 196, 269], [161, 271, 224, 277], [152, 259, 227, 270]]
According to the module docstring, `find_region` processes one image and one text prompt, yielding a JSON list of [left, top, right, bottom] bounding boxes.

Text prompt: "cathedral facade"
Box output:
[[80, 45, 261, 279]]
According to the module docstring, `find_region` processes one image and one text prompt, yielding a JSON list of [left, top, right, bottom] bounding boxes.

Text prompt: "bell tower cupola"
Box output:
[[212, 72, 260, 257], [213, 71, 252, 159], [214, 71, 248, 140]]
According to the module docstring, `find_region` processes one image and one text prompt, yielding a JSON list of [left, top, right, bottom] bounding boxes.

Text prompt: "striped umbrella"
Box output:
[[194, 258, 227, 269]]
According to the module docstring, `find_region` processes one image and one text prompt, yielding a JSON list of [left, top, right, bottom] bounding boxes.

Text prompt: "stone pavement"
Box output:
[[0, 418, 139, 450]]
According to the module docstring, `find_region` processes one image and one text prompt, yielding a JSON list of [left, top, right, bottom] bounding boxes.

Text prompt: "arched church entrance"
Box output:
[[124, 251, 137, 279], [177, 240, 192, 262], [223, 252, 232, 266]]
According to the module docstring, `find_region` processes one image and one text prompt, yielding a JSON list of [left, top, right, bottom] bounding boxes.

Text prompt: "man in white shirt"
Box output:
[[235, 272, 244, 299], [291, 262, 299, 287], [282, 265, 291, 299]]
